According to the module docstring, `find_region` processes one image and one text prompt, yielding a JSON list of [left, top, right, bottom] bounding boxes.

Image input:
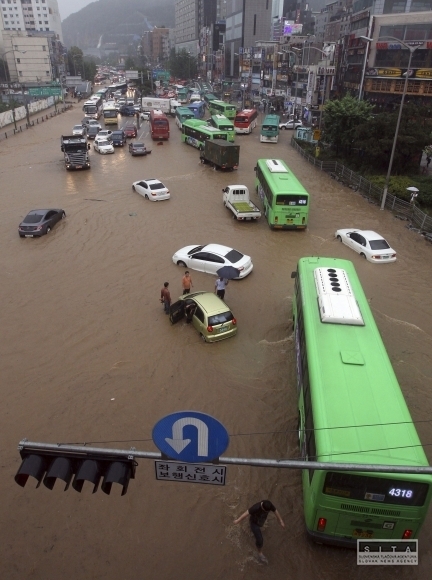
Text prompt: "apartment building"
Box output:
[[0, 0, 62, 42]]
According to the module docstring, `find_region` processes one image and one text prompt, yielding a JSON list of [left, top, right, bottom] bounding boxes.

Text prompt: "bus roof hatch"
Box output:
[[313, 267, 365, 326]]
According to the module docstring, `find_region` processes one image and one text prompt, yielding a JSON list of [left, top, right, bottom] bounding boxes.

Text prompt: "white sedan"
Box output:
[[172, 244, 253, 278], [94, 140, 114, 154], [279, 119, 303, 130], [132, 179, 170, 201], [72, 124, 86, 136], [335, 229, 397, 263], [94, 130, 113, 144]]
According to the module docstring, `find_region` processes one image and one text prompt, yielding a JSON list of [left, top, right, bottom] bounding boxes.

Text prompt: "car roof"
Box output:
[[348, 229, 385, 240], [132, 142, 145, 146], [144, 178, 160, 183], [187, 292, 231, 315], [27, 209, 60, 214], [202, 243, 233, 255]]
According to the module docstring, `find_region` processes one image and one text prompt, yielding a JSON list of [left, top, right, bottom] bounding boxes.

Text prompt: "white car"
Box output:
[[94, 140, 114, 154], [84, 119, 102, 130], [335, 229, 397, 263], [172, 244, 253, 278], [140, 110, 150, 121], [279, 119, 303, 130], [72, 124, 86, 136], [94, 130, 113, 144], [132, 179, 170, 201]]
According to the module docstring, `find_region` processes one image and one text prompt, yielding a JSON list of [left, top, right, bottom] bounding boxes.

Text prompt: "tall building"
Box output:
[[0, 0, 63, 42], [175, 0, 216, 55]]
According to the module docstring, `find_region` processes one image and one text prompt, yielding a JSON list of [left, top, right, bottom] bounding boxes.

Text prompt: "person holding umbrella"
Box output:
[[215, 265, 241, 300], [215, 276, 228, 300]]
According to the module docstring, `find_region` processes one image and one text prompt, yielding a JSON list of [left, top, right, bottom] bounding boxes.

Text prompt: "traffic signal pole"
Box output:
[[15, 438, 432, 497]]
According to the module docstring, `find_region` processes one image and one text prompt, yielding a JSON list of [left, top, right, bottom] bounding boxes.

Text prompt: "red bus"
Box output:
[[150, 109, 170, 141], [234, 108, 258, 135]]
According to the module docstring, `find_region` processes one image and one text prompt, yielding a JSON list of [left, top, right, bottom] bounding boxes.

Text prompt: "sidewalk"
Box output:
[[0, 101, 75, 142]]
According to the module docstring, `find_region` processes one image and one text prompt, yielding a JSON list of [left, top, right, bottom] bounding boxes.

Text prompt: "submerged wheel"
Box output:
[[337, 235, 342, 242], [145, 194, 149, 200], [177, 261, 186, 267], [200, 333, 207, 343], [46, 226, 51, 234], [61, 211, 66, 219], [360, 253, 367, 259]]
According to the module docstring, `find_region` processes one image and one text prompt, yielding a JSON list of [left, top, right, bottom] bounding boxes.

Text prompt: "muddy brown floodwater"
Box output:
[[1, 105, 432, 580]]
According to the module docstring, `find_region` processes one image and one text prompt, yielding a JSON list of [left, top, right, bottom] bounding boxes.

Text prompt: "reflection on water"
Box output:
[[1, 105, 432, 580]]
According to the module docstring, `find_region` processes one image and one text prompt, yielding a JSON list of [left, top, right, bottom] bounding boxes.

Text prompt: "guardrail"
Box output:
[[0, 104, 73, 142], [291, 137, 432, 235]]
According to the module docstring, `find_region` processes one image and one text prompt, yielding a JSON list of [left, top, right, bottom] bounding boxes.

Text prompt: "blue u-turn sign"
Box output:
[[152, 411, 230, 463]]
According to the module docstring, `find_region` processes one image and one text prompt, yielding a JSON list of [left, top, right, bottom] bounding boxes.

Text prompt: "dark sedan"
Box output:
[[119, 105, 136, 117], [128, 142, 151, 156], [18, 209, 66, 238], [86, 126, 99, 139]]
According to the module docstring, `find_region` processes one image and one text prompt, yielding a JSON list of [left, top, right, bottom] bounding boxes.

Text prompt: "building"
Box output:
[[2, 29, 64, 83], [0, 0, 63, 44], [175, 0, 216, 56]]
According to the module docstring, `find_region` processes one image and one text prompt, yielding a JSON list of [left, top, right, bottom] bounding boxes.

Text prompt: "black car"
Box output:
[[128, 142, 151, 156], [18, 209, 66, 238], [87, 126, 99, 139], [111, 130, 126, 146], [119, 105, 136, 117]]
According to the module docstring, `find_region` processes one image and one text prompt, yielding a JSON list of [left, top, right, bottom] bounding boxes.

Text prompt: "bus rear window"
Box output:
[[276, 195, 308, 206], [235, 116, 247, 123], [215, 133, 227, 140], [323, 472, 429, 506]]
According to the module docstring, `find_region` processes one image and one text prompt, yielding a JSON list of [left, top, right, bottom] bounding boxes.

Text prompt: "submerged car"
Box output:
[[18, 208, 66, 238], [335, 229, 397, 263], [128, 142, 151, 156], [132, 179, 169, 201], [86, 125, 99, 139], [72, 124, 86, 136], [169, 291, 237, 343], [94, 140, 114, 154], [172, 244, 253, 278], [81, 118, 102, 130]]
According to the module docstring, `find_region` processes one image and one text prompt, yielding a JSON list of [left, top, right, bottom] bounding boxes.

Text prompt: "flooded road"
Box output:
[[1, 106, 432, 580]]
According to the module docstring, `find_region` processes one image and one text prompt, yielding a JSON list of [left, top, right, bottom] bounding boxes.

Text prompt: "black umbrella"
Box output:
[[217, 265, 240, 280]]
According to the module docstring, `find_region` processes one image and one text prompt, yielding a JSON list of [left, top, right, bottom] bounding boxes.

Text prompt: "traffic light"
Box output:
[[15, 447, 136, 496]]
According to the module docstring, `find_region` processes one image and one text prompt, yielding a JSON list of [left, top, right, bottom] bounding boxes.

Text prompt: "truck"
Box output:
[[60, 135, 90, 170], [140, 97, 180, 116], [199, 139, 240, 171], [222, 185, 262, 221]]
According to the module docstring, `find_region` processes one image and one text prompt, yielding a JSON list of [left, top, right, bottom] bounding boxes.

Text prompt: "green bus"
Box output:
[[292, 256, 432, 548], [208, 115, 235, 142], [254, 158, 309, 229], [181, 119, 229, 150], [175, 106, 195, 129], [208, 99, 237, 120], [204, 93, 218, 106], [177, 88, 189, 104], [260, 114, 279, 143]]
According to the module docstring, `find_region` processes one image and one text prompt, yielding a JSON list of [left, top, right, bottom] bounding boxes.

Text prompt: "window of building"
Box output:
[[16, 58, 20, 63], [19, 70, 22, 76], [42, 45, 46, 50], [383, 0, 407, 13], [253, 14, 256, 35], [371, 79, 392, 91]]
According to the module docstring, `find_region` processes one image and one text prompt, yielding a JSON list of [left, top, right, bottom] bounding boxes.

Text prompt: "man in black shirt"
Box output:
[[234, 499, 285, 563]]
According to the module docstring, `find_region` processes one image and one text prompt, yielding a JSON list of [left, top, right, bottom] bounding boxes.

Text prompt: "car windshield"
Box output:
[[188, 245, 204, 255], [24, 214, 44, 223], [149, 182, 164, 190], [208, 311, 234, 326], [369, 239, 390, 250], [224, 249, 243, 263], [73, 126, 82, 130]]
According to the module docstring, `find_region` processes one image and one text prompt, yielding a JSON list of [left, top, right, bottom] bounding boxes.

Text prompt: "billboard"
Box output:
[[283, 20, 303, 35]]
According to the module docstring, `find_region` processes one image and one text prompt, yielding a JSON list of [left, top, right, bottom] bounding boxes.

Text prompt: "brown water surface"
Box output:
[[1, 106, 432, 579]]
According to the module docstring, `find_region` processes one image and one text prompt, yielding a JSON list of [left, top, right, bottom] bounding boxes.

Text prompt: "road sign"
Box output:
[[28, 87, 62, 97], [155, 461, 226, 485], [152, 411, 229, 463]]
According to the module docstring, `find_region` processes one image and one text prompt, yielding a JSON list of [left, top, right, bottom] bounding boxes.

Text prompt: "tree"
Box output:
[[168, 48, 197, 80], [354, 103, 431, 173], [67, 47, 84, 77], [124, 57, 136, 70], [322, 95, 374, 155]]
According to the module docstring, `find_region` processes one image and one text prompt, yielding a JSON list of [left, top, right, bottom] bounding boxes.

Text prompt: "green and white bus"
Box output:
[[175, 106, 195, 129], [260, 114, 280, 143], [254, 159, 309, 229], [181, 119, 229, 150], [207, 115, 235, 142], [207, 99, 237, 120], [204, 93, 218, 106], [292, 256, 432, 547]]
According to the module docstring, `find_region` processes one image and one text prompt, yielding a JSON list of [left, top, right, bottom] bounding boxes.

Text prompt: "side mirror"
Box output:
[[291, 271, 297, 279], [253, 166, 257, 171]]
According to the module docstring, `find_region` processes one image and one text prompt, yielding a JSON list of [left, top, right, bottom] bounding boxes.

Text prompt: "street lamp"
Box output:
[[379, 36, 422, 211], [358, 36, 373, 101], [1, 49, 27, 83]]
